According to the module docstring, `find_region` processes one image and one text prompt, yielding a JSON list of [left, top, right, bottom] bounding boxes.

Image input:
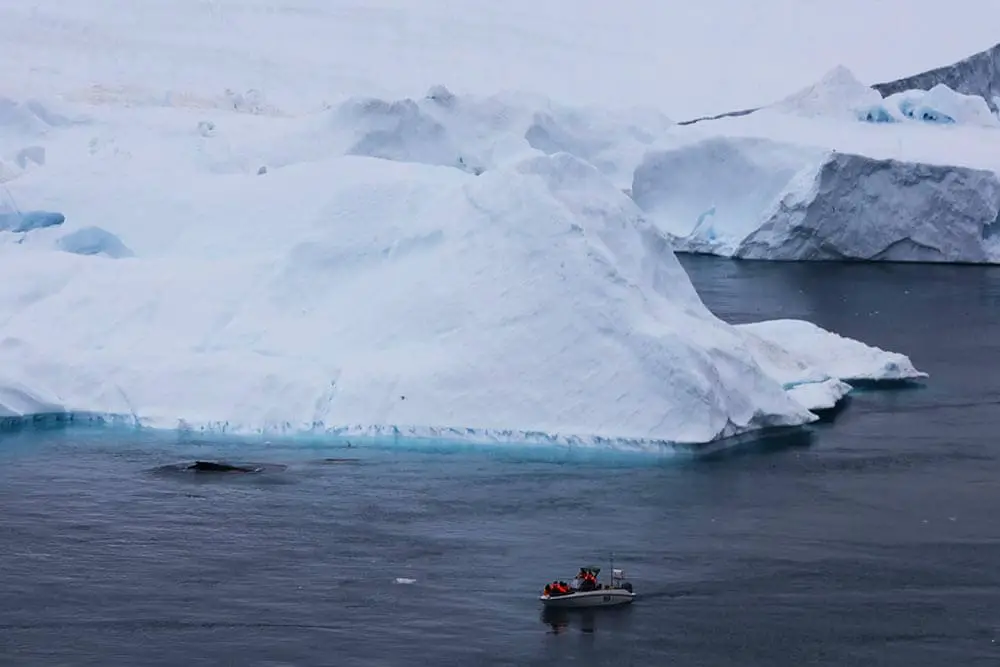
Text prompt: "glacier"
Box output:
[[0, 0, 938, 451]]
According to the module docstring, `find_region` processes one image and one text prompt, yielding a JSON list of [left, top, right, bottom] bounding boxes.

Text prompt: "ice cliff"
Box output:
[[633, 136, 1000, 263]]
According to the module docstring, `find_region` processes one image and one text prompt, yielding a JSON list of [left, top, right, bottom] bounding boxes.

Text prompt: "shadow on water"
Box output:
[[3, 419, 827, 472], [845, 379, 927, 392], [677, 425, 816, 465], [540, 605, 635, 635], [810, 394, 853, 423], [537, 584, 704, 635]]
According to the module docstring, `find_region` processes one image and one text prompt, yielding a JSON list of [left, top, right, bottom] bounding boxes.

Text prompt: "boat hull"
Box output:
[[538, 589, 635, 608]]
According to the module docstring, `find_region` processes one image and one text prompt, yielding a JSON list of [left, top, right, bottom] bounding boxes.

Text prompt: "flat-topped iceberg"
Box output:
[[0, 135, 924, 449]]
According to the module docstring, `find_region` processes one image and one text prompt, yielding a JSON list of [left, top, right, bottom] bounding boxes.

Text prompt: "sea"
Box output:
[[1, 256, 998, 666]]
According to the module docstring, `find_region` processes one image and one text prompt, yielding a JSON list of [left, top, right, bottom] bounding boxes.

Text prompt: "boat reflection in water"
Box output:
[[540, 603, 634, 635]]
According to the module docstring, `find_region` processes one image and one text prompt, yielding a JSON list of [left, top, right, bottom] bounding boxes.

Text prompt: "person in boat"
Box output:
[[576, 568, 598, 592], [545, 581, 566, 596]]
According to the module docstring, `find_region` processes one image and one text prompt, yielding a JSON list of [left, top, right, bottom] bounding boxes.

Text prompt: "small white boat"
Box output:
[[539, 560, 635, 609]]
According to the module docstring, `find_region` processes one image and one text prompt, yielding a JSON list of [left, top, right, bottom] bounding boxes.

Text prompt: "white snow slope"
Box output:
[[0, 0, 930, 450], [631, 59, 1000, 263]]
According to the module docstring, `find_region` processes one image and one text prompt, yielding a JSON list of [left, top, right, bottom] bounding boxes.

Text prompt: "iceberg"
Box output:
[[0, 138, 924, 450], [0, 1, 936, 450], [631, 136, 828, 256], [634, 136, 1000, 263], [631, 54, 1000, 264]]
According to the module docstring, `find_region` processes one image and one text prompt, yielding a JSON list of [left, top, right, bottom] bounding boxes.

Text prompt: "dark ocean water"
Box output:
[[1, 256, 999, 666]]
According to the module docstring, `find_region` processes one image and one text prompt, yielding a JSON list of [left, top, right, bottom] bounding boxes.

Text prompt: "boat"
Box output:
[[538, 556, 635, 608]]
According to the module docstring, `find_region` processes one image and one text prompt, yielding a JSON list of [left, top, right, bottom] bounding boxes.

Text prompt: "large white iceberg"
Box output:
[[0, 100, 924, 449], [0, 1, 937, 450]]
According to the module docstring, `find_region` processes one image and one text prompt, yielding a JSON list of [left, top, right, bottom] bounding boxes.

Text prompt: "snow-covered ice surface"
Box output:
[[0, 0, 933, 451], [264, 87, 672, 188], [738, 321, 928, 384], [768, 66, 888, 123]]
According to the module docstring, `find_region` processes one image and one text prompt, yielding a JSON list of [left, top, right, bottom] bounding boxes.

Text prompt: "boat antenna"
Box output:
[[609, 551, 614, 586]]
